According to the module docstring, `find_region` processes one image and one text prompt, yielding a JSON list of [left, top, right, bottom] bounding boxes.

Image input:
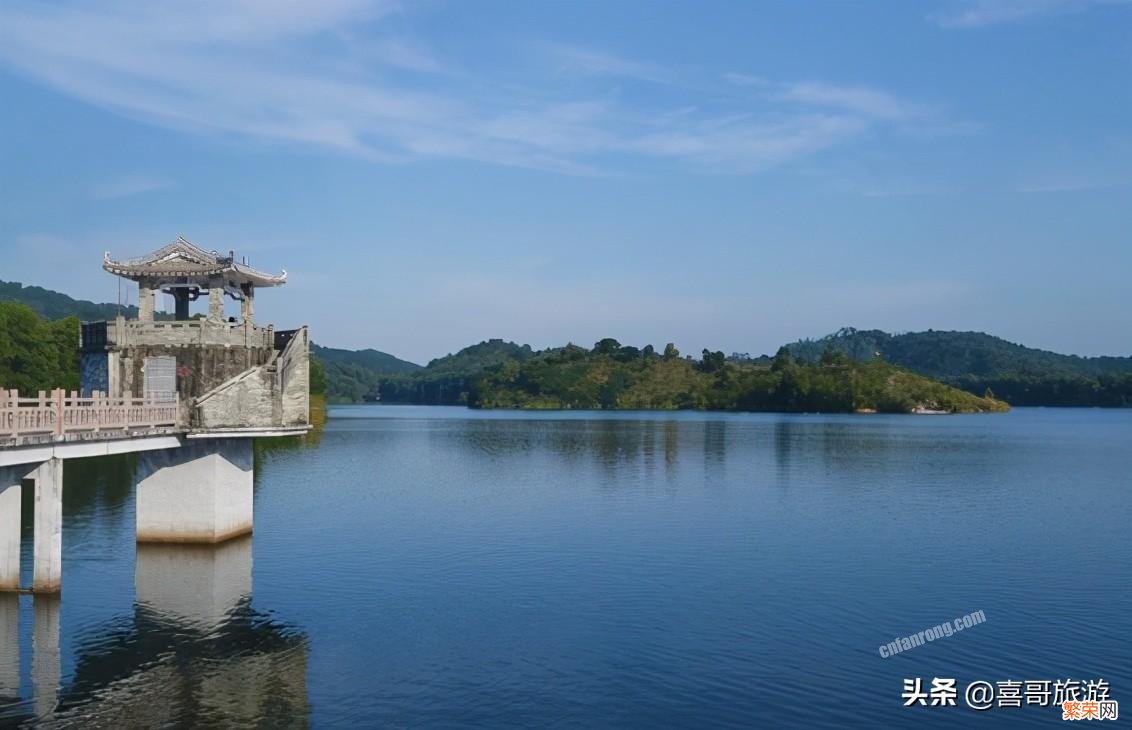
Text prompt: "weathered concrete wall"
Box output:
[[278, 327, 309, 427], [136, 537, 252, 626], [135, 439, 253, 544], [195, 365, 277, 430], [116, 345, 273, 404], [194, 326, 310, 430], [32, 459, 63, 593], [109, 319, 273, 350]]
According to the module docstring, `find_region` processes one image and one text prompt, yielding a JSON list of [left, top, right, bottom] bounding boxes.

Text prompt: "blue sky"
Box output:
[[0, 0, 1129, 363]]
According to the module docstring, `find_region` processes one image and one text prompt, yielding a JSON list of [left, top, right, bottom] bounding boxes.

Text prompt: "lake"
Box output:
[[1, 406, 1129, 727]]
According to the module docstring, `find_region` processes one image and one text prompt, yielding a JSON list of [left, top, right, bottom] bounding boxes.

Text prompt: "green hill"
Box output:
[[470, 339, 1007, 414], [311, 344, 421, 375], [310, 344, 421, 403], [374, 339, 535, 404], [1, 279, 138, 321], [787, 328, 1132, 406]]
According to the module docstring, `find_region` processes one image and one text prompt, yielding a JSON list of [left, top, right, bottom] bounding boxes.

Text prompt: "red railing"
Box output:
[[0, 389, 181, 442]]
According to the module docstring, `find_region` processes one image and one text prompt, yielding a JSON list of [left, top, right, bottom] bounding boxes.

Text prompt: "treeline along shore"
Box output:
[[6, 279, 1132, 412]]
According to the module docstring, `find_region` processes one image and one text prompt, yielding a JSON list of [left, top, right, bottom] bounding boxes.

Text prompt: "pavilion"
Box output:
[[103, 236, 286, 323]]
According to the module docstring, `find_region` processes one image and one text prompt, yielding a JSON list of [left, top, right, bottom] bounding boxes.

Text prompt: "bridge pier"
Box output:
[[0, 459, 65, 594], [0, 467, 24, 591], [136, 439, 254, 544], [32, 459, 64, 593]]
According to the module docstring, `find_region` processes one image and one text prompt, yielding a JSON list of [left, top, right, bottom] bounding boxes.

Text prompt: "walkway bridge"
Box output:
[[2, 389, 181, 447]]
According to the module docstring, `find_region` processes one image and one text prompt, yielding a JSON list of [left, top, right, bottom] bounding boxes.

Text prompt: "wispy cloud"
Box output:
[[1013, 177, 1129, 193], [92, 174, 175, 199], [540, 42, 672, 84], [724, 74, 966, 141], [931, 0, 1126, 28], [776, 82, 926, 121], [727, 74, 940, 122], [0, 1, 958, 176]]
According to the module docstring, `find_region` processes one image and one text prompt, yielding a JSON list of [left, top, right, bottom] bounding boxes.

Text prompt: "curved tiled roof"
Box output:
[[103, 236, 286, 286]]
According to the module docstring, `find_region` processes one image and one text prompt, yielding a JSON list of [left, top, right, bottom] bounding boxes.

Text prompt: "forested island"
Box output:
[[467, 340, 1006, 413]]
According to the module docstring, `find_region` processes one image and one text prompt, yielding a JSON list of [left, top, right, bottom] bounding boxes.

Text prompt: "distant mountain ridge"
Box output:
[[311, 344, 422, 374], [0, 279, 138, 321], [786, 328, 1132, 406], [309, 344, 422, 403], [787, 328, 1132, 377]]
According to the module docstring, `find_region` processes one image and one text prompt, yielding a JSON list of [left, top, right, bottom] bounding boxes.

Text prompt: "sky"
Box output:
[[0, 0, 1129, 364]]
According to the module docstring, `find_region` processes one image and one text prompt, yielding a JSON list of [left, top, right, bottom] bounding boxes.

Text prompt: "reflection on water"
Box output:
[[2, 459, 309, 728], [4, 406, 1132, 727], [0, 594, 17, 703]]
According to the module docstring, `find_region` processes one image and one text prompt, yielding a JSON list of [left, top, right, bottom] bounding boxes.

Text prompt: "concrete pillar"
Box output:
[[0, 466, 24, 591], [32, 459, 63, 594], [32, 594, 59, 718], [136, 439, 253, 544], [136, 536, 252, 628], [208, 281, 224, 322], [0, 593, 17, 699], [138, 282, 155, 322], [240, 284, 254, 325], [173, 289, 191, 320]]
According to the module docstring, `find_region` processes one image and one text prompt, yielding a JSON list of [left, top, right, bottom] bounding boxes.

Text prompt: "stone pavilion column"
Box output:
[[208, 279, 225, 322], [138, 281, 155, 322], [240, 284, 255, 324], [174, 288, 191, 320]]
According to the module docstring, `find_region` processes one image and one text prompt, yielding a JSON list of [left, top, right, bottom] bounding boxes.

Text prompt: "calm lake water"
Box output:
[[2, 406, 1129, 727]]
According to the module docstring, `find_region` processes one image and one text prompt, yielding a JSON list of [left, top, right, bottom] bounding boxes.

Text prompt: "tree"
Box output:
[[614, 345, 641, 362], [0, 302, 78, 392], [819, 348, 850, 366], [771, 346, 794, 372], [592, 338, 622, 356], [663, 343, 680, 360], [309, 356, 328, 395], [700, 349, 726, 373]]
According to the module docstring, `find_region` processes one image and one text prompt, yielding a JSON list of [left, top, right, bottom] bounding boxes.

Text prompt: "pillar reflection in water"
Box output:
[[32, 594, 60, 719], [136, 536, 252, 628], [0, 594, 18, 701], [42, 537, 310, 726]]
